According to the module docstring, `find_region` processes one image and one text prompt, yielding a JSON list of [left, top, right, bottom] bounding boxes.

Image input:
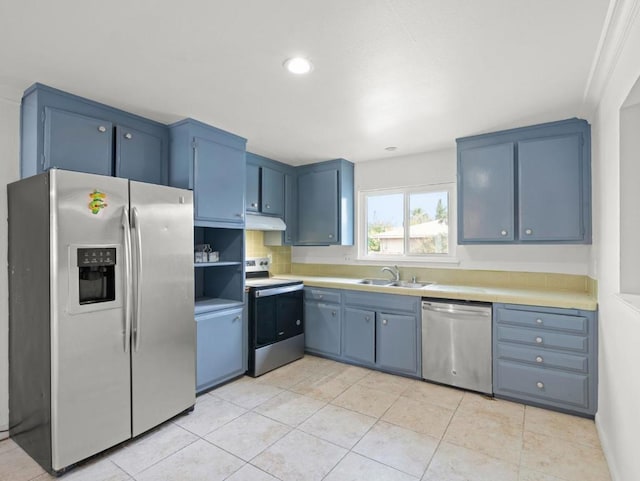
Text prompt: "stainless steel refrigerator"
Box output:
[[8, 169, 195, 475]]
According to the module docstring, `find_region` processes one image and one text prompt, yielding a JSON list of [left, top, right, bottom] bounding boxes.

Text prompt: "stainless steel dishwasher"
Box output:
[[422, 299, 493, 394]]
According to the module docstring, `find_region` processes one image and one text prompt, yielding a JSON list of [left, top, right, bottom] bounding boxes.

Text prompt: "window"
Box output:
[[360, 184, 456, 260]]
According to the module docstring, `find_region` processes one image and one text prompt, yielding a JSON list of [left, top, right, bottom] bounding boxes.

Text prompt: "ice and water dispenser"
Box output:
[[77, 247, 116, 305]]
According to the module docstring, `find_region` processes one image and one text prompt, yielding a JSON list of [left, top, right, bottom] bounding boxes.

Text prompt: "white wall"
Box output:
[[292, 148, 592, 275], [0, 87, 22, 439], [590, 6, 640, 480]]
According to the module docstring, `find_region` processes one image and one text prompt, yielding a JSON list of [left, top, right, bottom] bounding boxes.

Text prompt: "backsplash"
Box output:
[[245, 230, 292, 275]]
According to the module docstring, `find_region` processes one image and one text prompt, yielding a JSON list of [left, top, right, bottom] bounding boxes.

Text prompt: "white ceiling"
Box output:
[[0, 0, 611, 165]]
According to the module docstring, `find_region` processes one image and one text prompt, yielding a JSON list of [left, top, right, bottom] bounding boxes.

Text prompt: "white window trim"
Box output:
[[357, 183, 458, 264]]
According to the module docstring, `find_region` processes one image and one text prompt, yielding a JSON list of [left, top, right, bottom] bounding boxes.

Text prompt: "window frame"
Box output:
[[358, 183, 457, 263]]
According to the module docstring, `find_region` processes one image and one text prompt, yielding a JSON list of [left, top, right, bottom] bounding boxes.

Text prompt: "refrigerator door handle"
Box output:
[[121, 206, 132, 353], [132, 206, 143, 351]]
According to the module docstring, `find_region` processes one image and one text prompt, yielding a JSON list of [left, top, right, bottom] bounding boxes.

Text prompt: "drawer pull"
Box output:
[[536, 318, 543, 324], [331, 311, 336, 317], [536, 356, 543, 363], [535, 336, 543, 344], [536, 381, 544, 389], [365, 316, 371, 321], [382, 319, 388, 325]]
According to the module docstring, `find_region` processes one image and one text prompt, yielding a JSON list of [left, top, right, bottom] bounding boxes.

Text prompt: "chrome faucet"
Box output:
[[381, 265, 400, 282]]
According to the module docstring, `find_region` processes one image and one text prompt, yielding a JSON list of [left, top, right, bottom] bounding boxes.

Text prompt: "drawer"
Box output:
[[496, 342, 589, 373], [304, 288, 341, 304], [495, 360, 589, 408], [495, 307, 587, 334], [496, 325, 588, 352]]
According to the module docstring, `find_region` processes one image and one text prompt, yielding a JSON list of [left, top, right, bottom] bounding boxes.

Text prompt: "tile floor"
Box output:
[[0, 355, 611, 481]]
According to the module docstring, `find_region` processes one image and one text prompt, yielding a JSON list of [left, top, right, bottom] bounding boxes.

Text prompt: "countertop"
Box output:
[[273, 275, 597, 311]]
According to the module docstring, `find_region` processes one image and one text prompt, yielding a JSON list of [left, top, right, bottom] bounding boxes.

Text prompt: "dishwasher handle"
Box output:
[[422, 302, 491, 317]]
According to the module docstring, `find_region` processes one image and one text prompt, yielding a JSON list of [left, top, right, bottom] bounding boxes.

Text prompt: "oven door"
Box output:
[[253, 285, 304, 348]]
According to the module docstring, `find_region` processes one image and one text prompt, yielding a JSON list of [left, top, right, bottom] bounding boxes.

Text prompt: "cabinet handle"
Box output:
[[365, 316, 370, 321], [328, 233, 334, 239], [536, 356, 543, 363], [318, 294, 323, 299], [124, 132, 133, 140], [234, 316, 240, 321], [265, 203, 271, 209], [536, 381, 544, 389], [535, 336, 543, 344], [536, 318, 543, 324], [97, 125, 107, 133], [525, 228, 533, 235], [251, 202, 258, 207], [500, 230, 508, 236], [382, 319, 388, 325], [235, 213, 244, 218], [331, 311, 336, 317]]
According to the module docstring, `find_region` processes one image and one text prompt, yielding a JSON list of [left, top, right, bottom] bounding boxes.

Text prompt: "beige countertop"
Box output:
[[274, 274, 597, 311]]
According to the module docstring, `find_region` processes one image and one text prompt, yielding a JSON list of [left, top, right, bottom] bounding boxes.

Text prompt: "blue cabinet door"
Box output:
[[458, 143, 514, 242], [304, 301, 341, 356], [518, 134, 584, 241], [246, 163, 260, 212], [343, 307, 375, 365], [283, 173, 296, 245], [194, 136, 245, 224], [297, 169, 339, 244], [376, 312, 417, 374], [44, 107, 113, 176], [115, 125, 164, 184], [196, 307, 244, 393], [261, 166, 284, 216]]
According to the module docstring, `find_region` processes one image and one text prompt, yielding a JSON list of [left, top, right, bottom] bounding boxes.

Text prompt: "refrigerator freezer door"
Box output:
[[50, 170, 131, 471], [129, 181, 195, 436]]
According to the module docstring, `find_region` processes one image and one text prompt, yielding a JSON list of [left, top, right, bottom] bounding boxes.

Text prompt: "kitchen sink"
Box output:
[[358, 278, 394, 286], [357, 279, 433, 288], [388, 281, 433, 288]]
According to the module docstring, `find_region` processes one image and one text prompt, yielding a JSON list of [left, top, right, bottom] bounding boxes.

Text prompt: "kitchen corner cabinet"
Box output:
[[457, 118, 591, 244], [493, 303, 598, 416], [304, 288, 342, 356], [196, 307, 244, 393], [21, 83, 168, 184], [169, 118, 246, 227], [295, 159, 354, 246]]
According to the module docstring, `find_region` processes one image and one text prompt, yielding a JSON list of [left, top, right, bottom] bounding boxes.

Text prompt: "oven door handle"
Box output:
[[254, 283, 304, 297]]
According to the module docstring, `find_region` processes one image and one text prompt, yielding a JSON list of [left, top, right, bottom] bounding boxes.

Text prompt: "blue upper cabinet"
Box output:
[[169, 119, 246, 227], [459, 143, 515, 242], [295, 158, 354, 246], [115, 125, 164, 185], [43, 107, 113, 176], [21, 84, 169, 184], [457, 118, 591, 244], [261, 166, 284, 216], [246, 163, 260, 212]]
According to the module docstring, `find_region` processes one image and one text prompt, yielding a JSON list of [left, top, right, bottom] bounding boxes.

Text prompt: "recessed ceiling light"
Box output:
[[283, 57, 313, 75], [385, 146, 397, 151]]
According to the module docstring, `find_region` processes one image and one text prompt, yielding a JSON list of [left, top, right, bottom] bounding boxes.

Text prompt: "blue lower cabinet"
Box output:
[[304, 301, 341, 356], [196, 307, 244, 393], [342, 307, 375, 365], [493, 303, 597, 416], [376, 312, 418, 375]]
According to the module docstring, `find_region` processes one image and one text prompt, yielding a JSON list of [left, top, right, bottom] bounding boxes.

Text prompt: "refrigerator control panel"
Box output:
[[77, 247, 116, 267]]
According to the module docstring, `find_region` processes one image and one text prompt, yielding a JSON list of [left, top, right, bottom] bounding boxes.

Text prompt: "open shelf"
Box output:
[[195, 297, 244, 315], [194, 261, 243, 268]]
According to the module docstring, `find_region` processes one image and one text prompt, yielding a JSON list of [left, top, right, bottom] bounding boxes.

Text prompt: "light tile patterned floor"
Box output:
[[0, 355, 612, 481]]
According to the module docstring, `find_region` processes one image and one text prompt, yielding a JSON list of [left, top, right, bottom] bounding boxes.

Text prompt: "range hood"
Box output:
[[245, 213, 286, 231]]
